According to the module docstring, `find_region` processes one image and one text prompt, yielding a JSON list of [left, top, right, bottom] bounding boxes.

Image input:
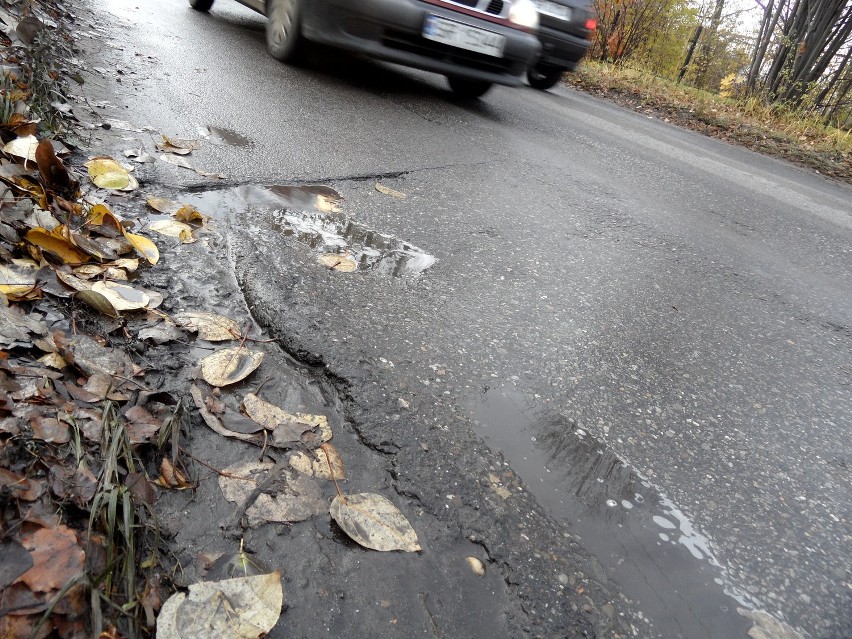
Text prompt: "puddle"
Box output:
[[186, 185, 436, 278], [468, 388, 766, 639], [199, 125, 252, 147]]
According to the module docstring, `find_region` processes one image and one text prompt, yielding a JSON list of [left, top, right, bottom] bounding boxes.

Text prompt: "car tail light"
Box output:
[[585, 17, 597, 30]]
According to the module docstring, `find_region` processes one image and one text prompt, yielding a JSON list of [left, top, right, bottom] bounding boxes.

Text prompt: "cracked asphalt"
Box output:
[[74, 0, 851, 637]]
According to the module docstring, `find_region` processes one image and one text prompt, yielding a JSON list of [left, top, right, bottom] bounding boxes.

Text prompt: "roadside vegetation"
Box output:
[[570, 0, 852, 181]]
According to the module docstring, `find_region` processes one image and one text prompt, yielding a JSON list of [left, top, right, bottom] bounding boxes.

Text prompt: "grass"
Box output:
[[567, 60, 852, 181]]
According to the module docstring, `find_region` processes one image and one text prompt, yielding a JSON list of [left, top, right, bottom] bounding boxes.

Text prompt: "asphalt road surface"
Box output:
[[83, 1, 851, 637]]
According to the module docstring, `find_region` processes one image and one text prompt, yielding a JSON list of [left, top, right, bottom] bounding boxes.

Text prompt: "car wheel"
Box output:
[[527, 64, 564, 91], [266, 0, 304, 62], [447, 77, 493, 99], [188, 0, 215, 10]]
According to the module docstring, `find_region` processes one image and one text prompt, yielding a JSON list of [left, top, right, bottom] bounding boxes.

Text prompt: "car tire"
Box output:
[[266, 0, 304, 62], [188, 0, 215, 11], [527, 64, 564, 91], [447, 77, 493, 99]]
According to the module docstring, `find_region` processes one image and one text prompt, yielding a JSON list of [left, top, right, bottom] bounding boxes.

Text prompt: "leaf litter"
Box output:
[[0, 10, 427, 634]]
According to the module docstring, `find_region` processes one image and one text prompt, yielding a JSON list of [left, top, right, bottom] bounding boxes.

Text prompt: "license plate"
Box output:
[[533, 0, 572, 21], [423, 15, 505, 58]]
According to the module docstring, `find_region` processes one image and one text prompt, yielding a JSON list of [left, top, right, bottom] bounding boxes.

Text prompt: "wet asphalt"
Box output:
[[81, 0, 850, 637]]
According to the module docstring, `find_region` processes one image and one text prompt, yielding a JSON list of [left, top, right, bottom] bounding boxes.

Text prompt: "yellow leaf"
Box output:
[[86, 157, 138, 191], [330, 493, 421, 552], [318, 254, 357, 272], [375, 183, 406, 199], [25, 227, 90, 265], [91, 281, 150, 311], [124, 232, 159, 265]]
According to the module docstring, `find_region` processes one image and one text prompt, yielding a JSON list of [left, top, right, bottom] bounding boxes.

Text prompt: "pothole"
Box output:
[[183, 184, 436, 278]]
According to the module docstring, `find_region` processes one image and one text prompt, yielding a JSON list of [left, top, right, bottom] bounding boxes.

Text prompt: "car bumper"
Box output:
[[302, 0, 541, 86], [536, 23, 591, 69]]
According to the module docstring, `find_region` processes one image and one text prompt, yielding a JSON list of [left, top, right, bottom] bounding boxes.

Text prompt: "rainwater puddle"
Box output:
[[199, 125, 252, 147], [468, 388, 762, 639], [185, 185, 436, 277]]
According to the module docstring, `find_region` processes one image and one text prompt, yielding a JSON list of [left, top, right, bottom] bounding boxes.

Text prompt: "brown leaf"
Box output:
[[0, 469, 46, 501], [82, 373, 131, 401], [49, 464, 97, 508], [17, 525, 85, 592], [36, 139, 75, 197], [126, 471, 156, 506], [289, 443, 346, 480], [125, 405, 162, 444], [173, 310, 241, 341], [30, 415, 70, 443], [154, 458, 193, 490]]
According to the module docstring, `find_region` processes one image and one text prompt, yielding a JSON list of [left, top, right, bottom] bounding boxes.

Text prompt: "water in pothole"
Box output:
[[468, 387, 765, 639], [184, 184, 436, 277]]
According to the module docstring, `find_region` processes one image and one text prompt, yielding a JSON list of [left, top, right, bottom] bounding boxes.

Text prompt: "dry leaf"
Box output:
[[74, 290, 119, 318], [149, 219, 194, 243], [0, 263, 37, 296], [330, 493, 421, 552], [375, 183, 406, 199], [218, 460, 325, 527], [17, 525, 85, 592], [154, 458, 192, 490], [174, 310, 240, 341], [3, 135, 39, 163], [318, 254, 357, 272], [123, 232, 159, 265], [86, 157, 138, 191], [242, 393, 331, 442], [25, 227, 90, 264], [190, 384, 258, 443], [156, 572, 282, 639], [159, 154, 224, 179], [146, 196, 182, 215], [91, 281, 150, 311], [200, 348, 264, 387], [289, 444, 345, 480]]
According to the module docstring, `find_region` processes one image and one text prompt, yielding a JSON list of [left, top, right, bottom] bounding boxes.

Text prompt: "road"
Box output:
[[81, 0, 851, 637]]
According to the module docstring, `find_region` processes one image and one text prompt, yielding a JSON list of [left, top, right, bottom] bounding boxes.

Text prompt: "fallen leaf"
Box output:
[[289, 444, 345, 480], [49, 464, 97, 508], [190, 384, 258, 443], [123, 232, 159, 265], [125, 405, 163, 444], [159, 153, 224, 179], [86, 157, 138, 191], [156, 572, 282, 639], [0, 469, 46, 501], [241, 393, 331, 442], [74, 290, 120, 318], [174, 205, 207, 224], [36, 352, 68, 369], [0, 540, 34, 590], [58, 334, 135, 378], [25, 227, 90, 264], [31, 415, 70, 443], [138, 323, 184, 344], [82, 373, 131, 401], [149, 219, 195, 242], [90, 281, 150, 311], [0, 304, 48, 348], [154, 458, 192, 490], [156, 136, 200, 154], [0, 263, 38, 296], [200, 348, 264, 387], [36, 139, 75, 196], [17, 525, 85, 592], [375, 183, 406, 199], [3, 135, 39, 163], [219, 461, 325, 527], [174, 310, 240, 341], [318, 253, 357, 272], [330, 493, 421, 552]]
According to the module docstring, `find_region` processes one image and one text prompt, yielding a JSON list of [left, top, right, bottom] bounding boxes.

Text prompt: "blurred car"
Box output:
[[190, 0, 543, 98], [527, 0, 596, 90]]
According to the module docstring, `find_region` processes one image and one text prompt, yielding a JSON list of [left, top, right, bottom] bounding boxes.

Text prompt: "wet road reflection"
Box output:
[[468, 387, 763, 639]]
